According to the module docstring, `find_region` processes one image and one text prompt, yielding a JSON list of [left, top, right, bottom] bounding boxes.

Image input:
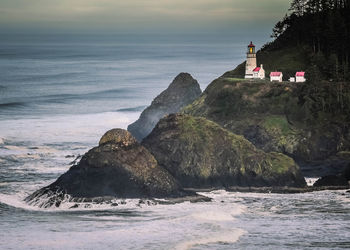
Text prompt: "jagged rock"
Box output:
[[142, 114, 306, 188], [128, 73, 201, 141], [25, 129, 191, 208]]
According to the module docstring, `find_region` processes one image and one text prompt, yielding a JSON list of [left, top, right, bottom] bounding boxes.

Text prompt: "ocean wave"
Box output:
[[0, 111, 139, 145], [0, 88, 137, 109], [116, 106, 146, 112], [192, 210, 236, 222], [0, 101, 27, 109], [175, 229, 246, 250], [0, 88, 136, 111], [191, 204, 246, 222], [83, 88, 135, 98], [0, 191, 158, 212], [43, 88, 135, 101], [8, 72, 84, 83]]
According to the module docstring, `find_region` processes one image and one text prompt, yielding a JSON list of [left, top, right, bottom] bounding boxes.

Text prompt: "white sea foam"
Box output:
[[0, 192, 151, 212], [192, 203, 246, 222], [175, 229, 246, 250], [305, 177, 320, 186], [0, 111, 139, 146], [0, 193, 43, 211], [9, 153, 41, 160], [192, 210, 235, 222], [3, 145, 28, 151]]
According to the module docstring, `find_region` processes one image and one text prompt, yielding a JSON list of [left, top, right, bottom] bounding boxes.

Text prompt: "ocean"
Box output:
[[0, 33, 349, 249]]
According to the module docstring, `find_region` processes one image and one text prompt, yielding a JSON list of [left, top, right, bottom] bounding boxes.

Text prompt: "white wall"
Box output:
[[296, 76, 306, 82], [270, 75, 283, 82]]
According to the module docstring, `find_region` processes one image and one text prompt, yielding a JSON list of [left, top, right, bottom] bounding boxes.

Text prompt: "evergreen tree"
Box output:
[[271, 0, 350, 80]]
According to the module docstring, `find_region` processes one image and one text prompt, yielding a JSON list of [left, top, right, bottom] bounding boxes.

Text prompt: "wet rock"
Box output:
[[25, 129, 193, 207]]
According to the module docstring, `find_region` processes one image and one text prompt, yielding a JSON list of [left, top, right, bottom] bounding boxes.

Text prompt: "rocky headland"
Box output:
[[25, 0, 350, 207], [183, 78, 350, 178], [26, 72, 349, 208]]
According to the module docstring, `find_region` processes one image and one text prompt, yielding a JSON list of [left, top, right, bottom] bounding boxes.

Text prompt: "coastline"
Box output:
[[185, 185, 350, 194]]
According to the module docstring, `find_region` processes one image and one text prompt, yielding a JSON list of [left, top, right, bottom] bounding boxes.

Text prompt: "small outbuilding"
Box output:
[[289, 77, 296, 82], [296, 72, 306, 82], [253, 64, 265, 79], [270, 72, 283, 82]]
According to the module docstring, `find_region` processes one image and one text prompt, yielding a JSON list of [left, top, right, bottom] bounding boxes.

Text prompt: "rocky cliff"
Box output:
[[183, 78, 350, 176], [143, 114, 306, 188], [128, 73, 201, 141]]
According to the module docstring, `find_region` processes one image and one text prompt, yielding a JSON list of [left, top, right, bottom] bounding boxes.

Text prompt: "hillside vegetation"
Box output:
[[183, 77, 350, 175]]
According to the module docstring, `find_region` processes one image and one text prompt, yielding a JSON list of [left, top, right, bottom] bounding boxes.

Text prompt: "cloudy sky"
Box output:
[[0, 0, 291, 33]]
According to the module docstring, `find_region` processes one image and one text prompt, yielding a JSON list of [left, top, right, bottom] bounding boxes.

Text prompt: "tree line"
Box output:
[[270, 0, 350, 80]]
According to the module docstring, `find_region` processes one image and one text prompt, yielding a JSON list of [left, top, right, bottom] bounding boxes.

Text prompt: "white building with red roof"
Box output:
[[253, 64, 265, 79], [295, 72, 306, 82], [270, 72, 283, 82], [243, 42, 305, 83]]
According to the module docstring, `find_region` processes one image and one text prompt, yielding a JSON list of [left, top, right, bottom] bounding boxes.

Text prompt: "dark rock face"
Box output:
[[299, 152, 350, 177], [128, 73, 201, 141], [142, 114, 306, 188], [314, 164, 350, 187], [25, 129, 185, 208]]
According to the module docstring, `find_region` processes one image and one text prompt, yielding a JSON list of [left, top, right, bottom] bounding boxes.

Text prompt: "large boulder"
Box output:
[[25, 129, 187, 208], [142, 114, 306, 188], [128, 73, 201, 141]]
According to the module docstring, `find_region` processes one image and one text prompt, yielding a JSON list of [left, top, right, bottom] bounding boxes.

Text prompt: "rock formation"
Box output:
[[183, 78, 350, 176], [314, 163, 350, 187], [25, 129, 188, 208], [128, 73, 201, 141], [143, 114, 306, 188]]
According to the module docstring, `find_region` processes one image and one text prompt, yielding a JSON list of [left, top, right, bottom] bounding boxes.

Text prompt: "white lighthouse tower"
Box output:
[[245, 41, 257, 79]]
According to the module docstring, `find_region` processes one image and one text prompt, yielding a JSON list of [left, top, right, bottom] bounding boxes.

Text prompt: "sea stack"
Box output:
[[128, 73, 201, 141]]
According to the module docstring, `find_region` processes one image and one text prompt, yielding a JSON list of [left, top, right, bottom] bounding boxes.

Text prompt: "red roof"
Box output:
[[248, 41, 255, 47], [270, 72, 282, 77], [296, 72, 305, 77], [253, 67, 261, 72]]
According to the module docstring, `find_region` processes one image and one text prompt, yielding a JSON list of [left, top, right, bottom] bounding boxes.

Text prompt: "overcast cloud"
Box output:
[[0, 0, 291, 33]]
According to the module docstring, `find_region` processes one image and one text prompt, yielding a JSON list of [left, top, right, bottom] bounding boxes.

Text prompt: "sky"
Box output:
[[0, 0, 291, 34]]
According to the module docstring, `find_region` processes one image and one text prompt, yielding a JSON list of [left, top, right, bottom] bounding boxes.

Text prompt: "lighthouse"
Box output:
[[245, 41, 257, 79]]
